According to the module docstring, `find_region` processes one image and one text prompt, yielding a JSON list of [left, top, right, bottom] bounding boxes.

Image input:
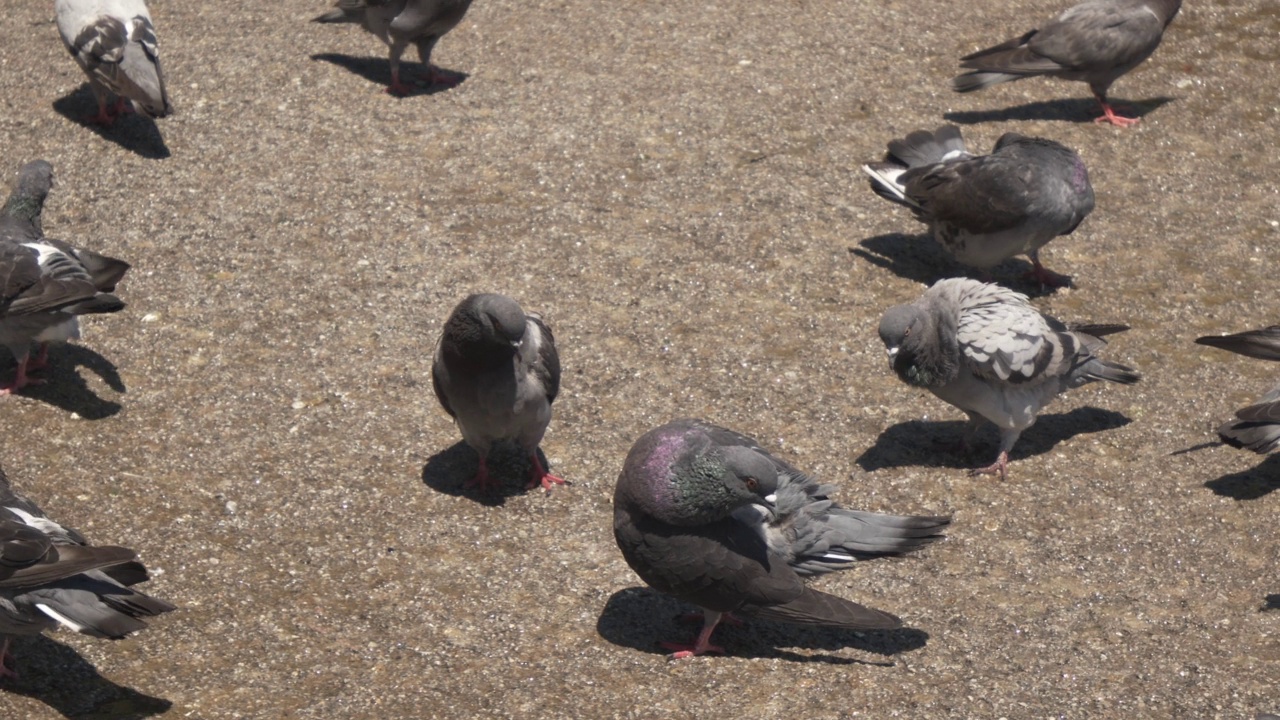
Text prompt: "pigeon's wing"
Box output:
[[1029, 0, 1167, 72], [1219, 384, 1280, 454], [1196, 326, 1280, 362], [900, 153, 1034, 234], [953, 282, 1074, 384], [527, 314, 560, 405], [430, 351, 456, 418], [681, 419, 810, 480]]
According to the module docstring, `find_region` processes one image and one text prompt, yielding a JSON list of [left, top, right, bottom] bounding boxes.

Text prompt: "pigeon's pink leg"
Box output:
[[114, 98, 135, 115], [463, 457, 500, 493], [385, 69, 415, 97], [969, 451, 1009, 481], [1093, 95, 1141, 128], [661, 611, 726, 660], [526, 453, 566, 492], [87, 100, 117, 127], [0, 356, 41, 395], [0, 637, 16, 680]]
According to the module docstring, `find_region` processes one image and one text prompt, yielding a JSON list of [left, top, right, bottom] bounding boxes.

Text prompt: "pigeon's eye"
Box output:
[[743, 477, 759, 492]]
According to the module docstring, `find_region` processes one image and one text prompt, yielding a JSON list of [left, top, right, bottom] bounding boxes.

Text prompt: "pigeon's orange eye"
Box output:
[[744, 478, 758, 492]]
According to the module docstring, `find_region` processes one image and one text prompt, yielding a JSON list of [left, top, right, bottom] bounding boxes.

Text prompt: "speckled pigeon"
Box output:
[[878, 278, 1139, 479], [0, 161, 130, 393], [432, 293, 564, 493], [0, 465, 174, 678], [953, 0, 1182, 127], [613, 418, 949, 659], [863, 125, 1093, 288], [1195, 326, 1280, 454], [55, 0, 173, 126], [313, 0, 474, 96]]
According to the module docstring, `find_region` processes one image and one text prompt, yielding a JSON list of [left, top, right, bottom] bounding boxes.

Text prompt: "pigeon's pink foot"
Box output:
[[463, 458, 501, 493], [1093, 102, 1141, 128], [385, 70, 415, 97], [969, 451, 1010, 481], [113, 98, 135, 115], [87, 107, 117, 127], [0, 359, 40, 395], [1022, 261, 1072, 289], [526, 454, 566, 492], [0, 639, 16, 680], [662, 611, 726, 659]]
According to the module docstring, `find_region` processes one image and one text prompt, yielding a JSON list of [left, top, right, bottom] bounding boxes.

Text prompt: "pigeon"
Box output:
[[55, 0, 174, 126], [878, 278, 1139, 479], [863, 125, 1094, 288], [0, 161, 131, 394], [613, 418, 949, 659], [952, 0, 1183, 127], [432, 293, 564, 493], [0, 465, 174, 678], [313, 0, 475, 96], [1195, 326, 1280, 454]]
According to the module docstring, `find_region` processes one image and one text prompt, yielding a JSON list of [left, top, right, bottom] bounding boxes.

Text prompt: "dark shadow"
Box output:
[[310, 54, 468, 96], [2, 635, 171, 719], [850, 236, 1066, 297], [421, 440, 561, 506], [52, 86, 170, 160], [1204, 453, 1280, 500], [4, 345, 125, 420], [596, 587, 927, 663], [1169, 440, 1223, 456], [943, 96, 1175, 125], [856, 407, 1131, 472], [1261, 594, 1280, 611]]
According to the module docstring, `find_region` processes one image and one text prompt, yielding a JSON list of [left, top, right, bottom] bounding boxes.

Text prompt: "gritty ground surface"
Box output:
[[0, 0, 1276, 717]]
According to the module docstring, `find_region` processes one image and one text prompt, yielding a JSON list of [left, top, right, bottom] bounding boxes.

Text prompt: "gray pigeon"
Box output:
[[953, 0, 1182, 127], [878, 278, 1139, 479], [0, 465, 174, 678], [55, 0, 173, 126], [1195, 327, 1280, 454], [863, 126, 1094, 288], [432, 293, 564, 493], [0, 161, 130, 393], [314, 0, 474, 96], [613, 418, 949, 659]]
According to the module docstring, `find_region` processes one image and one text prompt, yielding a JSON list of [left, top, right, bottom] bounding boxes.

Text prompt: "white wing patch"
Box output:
[[36, 603, 87, 633]]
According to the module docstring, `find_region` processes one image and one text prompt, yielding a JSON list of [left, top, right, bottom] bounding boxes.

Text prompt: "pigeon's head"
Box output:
[[878, 304, 950, 387], [446, 293, 528, 351], [619, 425, 776, 527], [2, 159, 54, 223]]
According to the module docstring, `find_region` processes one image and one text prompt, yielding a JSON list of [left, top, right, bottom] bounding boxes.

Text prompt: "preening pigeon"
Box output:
[[952, 0, 1182, 127], [0, 465, 174, 678], [0, 161, 130, 394], [878, 278, 1139, 479], [313, 0, 475, 96], [432, 293, 564, 493], [1195, 326, 1280, 454], [55, 0, 174, 126], [863, 125, 1093, 288], [613, 418, 949, 659]]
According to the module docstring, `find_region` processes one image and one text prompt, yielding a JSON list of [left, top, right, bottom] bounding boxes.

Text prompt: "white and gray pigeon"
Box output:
[[0, 465, 174, 678], [613, 418, 949, 659], [432, 293, 564, 493], [313, 0, 474, 96], [953, 0, 1182, 127], [878, 278, 1140, 479], [863, 125, 1093, 289], [1195, 326, 1280, 454], [55, 0, 173, 126], [0, 160, 130, 394]]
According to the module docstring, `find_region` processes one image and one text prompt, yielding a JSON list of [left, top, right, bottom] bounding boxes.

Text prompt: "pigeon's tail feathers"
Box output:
[[789, 508, 951, 576], [885, 126, 967, 169], [1070, 323, 1131, 340], [66, 293, 126, 316], [746, 587, 902, 630], [1195, 327, 1280, 362], [118, 44, 172, 118], [862, 164, 914, 208], [313, 7, 361, 23], [953, 70, 1024, 93], [1079, 357, 1141, 386], [34, 570, 175, 639], [959, 30, 1039, 63], [1219, 398, 1280, 454]]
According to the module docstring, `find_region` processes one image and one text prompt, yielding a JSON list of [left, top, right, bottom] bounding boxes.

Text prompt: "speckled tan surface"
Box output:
[[0, 0, 1276, 717]]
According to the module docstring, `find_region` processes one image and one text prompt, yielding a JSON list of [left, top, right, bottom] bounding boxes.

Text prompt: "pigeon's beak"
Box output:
[[885, 346, 899, 365], [755, 494, 776, 513]]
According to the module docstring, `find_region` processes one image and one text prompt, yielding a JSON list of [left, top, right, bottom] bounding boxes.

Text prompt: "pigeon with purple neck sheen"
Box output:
[[878, 278, 1139, 479], [313, 0, 474, 96], [863, 125, 1093, 288], [432, 293, 564, 493], [55, 0, 173, 126], [0, 465, 174, 678], [1195, 326, 1280, 454], [0, 161, 130, 394], [953, 0, 1182, 127], [613, 418, 949, 659]]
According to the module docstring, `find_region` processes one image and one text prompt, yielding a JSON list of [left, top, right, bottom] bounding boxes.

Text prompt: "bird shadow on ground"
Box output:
[[849, 237, 1065, 297], [3, 345, 125, 420], [310, 54, 468, 97], [597, 587, 927, 665], [1203, 453, 1280, 500], [1261, 594, 1280, 611], [943, 96, 1175, 125], [421, 441, 559, 506], [51, 87, 170, 160], [1, 635, 171, 719], [856, 407, 1131, 472]]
